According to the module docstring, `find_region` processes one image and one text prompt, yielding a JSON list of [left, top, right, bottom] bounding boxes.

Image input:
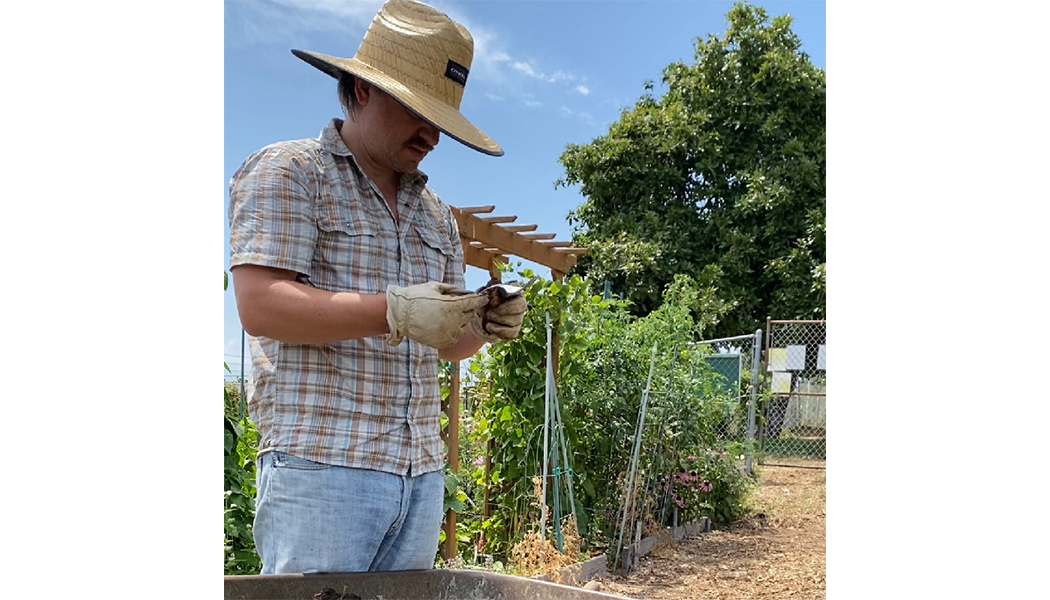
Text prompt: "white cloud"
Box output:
[[225, 0, 386, 46], [438, 3, 586, 96], [548, 70, 576, 84], [278, 0, 385, 19], [509, 63, 582, 85], [559, 106, 596, 126], [512, 62, 543, 79], [485, 93, 506, 101], [225, 0, 593, 105]]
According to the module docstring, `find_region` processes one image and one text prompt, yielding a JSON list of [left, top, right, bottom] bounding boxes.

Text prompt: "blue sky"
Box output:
[[223, 0, 827, 380]]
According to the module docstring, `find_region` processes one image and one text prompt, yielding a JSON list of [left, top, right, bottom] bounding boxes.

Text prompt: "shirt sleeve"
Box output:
[[228, 144, 318, 277]]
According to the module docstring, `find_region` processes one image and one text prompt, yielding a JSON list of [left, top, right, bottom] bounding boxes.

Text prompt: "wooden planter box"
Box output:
[[225, 568, 634, 600], [618, 518, 712, 575]]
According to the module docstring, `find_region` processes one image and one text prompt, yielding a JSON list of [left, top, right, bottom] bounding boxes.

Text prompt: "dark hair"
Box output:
[[337, 72, 359, 118]]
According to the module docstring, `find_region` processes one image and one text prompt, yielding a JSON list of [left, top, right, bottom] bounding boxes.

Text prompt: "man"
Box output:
[[227, 0, 526, 574]]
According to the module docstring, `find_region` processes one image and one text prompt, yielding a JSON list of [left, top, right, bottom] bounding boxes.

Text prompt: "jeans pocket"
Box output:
[[272, 451, 333, 471]]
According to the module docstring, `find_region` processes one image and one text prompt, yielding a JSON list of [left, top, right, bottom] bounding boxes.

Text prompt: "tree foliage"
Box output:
[[558, 2, 825, 337]]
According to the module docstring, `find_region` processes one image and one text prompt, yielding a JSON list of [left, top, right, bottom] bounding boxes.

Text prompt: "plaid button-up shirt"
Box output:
[[228, 119, 466, 476]]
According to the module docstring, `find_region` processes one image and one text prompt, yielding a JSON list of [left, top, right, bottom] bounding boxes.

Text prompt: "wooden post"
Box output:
[[440, 259, 473, 562], [480, 435, 493, 552], [442, 362, 461, 561], [477, 256, 503, 554], [489, 255, 506, 282]]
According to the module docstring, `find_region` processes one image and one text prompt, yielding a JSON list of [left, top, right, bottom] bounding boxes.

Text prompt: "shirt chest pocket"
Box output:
[[314, 216, 382, 294], [411, 223, 457, 285]]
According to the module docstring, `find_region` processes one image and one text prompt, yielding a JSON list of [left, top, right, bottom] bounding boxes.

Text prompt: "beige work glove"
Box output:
[[385, 282, 490, 349], [468, 282, 528, 343]]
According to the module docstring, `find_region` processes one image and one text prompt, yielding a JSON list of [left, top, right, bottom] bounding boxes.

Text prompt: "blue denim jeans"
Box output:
[[253, 451, 446, 574]]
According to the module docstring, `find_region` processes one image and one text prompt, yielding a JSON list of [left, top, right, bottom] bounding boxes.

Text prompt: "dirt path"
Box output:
[[590, 462, 826, 600]]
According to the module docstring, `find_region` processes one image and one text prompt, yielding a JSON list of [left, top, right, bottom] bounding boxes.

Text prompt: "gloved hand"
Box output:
[[468, 282, 528, 343], [385, 282, 490, 349]]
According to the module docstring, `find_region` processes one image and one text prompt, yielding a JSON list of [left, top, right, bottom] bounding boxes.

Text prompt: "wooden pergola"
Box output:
[[440, 205, 588, 559], [452, 205, 586, 278]]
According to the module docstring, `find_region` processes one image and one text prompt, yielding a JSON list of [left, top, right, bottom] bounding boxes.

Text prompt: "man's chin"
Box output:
[[397, 158, 424, 174]]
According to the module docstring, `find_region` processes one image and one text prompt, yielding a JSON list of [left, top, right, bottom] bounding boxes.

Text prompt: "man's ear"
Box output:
[[354, 78, 374, 107]]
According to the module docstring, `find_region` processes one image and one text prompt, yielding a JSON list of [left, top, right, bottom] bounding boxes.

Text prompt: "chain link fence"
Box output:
[[689, 320, 827, 471], [758, 319, 826, 468], [690, 332, 762, 473]]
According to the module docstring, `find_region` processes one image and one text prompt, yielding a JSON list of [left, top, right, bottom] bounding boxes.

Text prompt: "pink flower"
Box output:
[[687, 455, 697, 461], [473, 456, 484, 467]]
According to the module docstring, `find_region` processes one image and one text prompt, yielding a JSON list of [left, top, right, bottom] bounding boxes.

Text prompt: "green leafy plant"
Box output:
[[458, 268, 756, 565], [224, 271, 261, 575], [224, 379, 261, 574], [663, 448, 754, 527], [659, 465, 713, 524]]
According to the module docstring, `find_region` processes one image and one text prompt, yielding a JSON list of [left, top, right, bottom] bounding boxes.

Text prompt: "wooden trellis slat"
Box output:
[[450, 207, 584, 274]]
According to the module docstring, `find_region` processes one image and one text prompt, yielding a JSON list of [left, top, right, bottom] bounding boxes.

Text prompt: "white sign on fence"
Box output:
[[768, 348, 786, 372], [772, 371, 792, 393], [785, 345, 806, 370]]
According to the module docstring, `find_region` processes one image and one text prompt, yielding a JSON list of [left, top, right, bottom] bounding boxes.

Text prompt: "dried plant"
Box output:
[[510, 478, 584, 579]]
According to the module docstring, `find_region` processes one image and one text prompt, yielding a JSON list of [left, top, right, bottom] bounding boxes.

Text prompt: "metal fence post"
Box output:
[[747, 328, 762, 475]]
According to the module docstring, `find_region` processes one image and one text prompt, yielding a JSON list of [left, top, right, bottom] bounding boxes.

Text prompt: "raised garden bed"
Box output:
[[224, 568, 635, 600], [618, 518, 712, 575]]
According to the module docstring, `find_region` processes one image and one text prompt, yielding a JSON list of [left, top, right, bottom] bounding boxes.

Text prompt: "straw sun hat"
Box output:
[[292, 0, 503, 156]]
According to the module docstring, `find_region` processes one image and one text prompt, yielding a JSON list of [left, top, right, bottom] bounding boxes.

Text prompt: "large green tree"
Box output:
[[558, 2, 825, 338]]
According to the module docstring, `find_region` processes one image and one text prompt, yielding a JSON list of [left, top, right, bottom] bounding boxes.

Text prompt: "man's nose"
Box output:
[[418, 121, 440, 148]]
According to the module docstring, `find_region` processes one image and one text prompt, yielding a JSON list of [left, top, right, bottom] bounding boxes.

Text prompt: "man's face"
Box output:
[[359, 83, 440, 175]]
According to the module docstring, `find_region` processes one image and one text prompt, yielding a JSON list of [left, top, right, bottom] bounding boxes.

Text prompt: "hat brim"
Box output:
[[292, 49, 503, 157]]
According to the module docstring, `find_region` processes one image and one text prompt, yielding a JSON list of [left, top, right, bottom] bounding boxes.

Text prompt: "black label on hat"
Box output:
[[445, 60, 469, 86]]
